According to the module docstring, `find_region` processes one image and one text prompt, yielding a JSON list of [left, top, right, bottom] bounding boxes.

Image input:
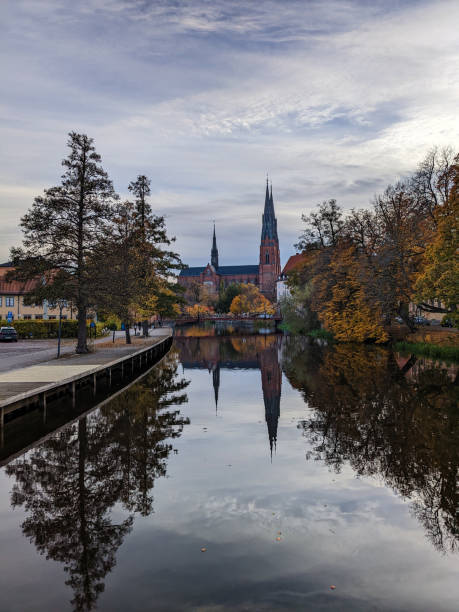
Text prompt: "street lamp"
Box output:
[[54, 298, 67, 358]]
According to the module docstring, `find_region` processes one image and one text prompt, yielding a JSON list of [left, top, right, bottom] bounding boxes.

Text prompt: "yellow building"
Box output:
[[0, 262, 74, 321]]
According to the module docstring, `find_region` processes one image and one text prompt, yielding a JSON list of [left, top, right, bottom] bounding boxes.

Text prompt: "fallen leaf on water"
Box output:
[[277, 531, 282, 535], [201, 548, 207, 552], [330, 585, 336, 590], [276, 537, 282, 541]]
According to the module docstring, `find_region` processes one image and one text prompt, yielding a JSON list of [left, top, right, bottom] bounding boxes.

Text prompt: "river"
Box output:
[[0, 330, 457, 611]]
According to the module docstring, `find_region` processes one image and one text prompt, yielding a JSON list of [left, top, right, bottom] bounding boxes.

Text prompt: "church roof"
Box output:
[[179, 266, 205, 277], [179, 264, 259, 277], [282, 254, 307, 275], [218, 265, 259, 276]]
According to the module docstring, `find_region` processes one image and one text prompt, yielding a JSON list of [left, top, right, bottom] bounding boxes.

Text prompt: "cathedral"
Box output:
[[179, 181, 281, 301]]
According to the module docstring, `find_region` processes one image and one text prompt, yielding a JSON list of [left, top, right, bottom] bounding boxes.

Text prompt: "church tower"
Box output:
[[259, 180, 281, 300], [211, 223, 219, 269]]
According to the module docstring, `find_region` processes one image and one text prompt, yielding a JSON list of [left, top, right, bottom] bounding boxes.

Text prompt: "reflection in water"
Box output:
[[282, 338, 459, 554], [175, 335, 282, 456], [6, 351, 189, 611], [1, 333, 458, 611]]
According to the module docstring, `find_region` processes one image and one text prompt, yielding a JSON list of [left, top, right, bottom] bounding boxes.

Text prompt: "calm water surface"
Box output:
[[0, 332, 457, 611]]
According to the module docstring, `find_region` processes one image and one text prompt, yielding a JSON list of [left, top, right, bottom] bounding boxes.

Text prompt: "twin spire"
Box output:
[[210, 177, 278, 265], [261, 176, 278, 241]]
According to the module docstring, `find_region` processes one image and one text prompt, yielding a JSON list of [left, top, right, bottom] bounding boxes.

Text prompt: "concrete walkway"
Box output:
[[0, 328, 165, 374], [0, 329, 172, 409]]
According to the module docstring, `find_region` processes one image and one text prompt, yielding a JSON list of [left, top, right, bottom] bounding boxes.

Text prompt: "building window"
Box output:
[[265, 253, 269, 264], [23, 315, 32, 320], [0, 297, 2, 306], [5, 297, 14, 307], [61, 315, 67, 320], [35, 315, 43, 320], [49, 315, 57, 320]]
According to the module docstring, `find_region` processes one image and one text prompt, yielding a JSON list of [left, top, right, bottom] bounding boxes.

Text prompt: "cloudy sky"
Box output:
[[1, 0, 459, 266]]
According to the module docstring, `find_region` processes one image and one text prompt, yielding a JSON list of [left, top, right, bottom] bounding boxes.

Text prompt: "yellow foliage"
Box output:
[[184, 304, 214, 317], [316, 245, 389, 343], [229, 283, 274, 315]]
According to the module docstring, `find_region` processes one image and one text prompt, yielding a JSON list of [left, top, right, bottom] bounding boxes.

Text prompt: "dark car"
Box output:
[[441, 317, 453, 328], [413, 315, 430, 326], [0, 326, 18, 342]]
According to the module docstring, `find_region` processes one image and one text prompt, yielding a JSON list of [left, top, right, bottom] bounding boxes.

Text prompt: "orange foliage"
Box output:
[[229, 283, 274, 315]]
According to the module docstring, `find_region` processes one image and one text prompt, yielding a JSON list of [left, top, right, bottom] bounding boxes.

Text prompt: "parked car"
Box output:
[[441, 317, 453, 328], [413, 315, 430, 326], [0, 326, 18, 342]]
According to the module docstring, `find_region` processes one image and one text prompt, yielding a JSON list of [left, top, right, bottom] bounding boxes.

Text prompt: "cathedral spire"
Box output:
[[211, 223, 219, 269], [261, 179, 278, 241]]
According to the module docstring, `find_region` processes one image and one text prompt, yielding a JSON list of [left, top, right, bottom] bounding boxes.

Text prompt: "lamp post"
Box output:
[[56, 299, 66, 358]]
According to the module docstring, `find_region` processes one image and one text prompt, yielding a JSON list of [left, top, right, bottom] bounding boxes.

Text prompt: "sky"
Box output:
[[1, 0, 459, 267]]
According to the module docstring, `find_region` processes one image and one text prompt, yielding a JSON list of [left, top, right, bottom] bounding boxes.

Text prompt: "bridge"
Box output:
[[170, 314, 282, 325]]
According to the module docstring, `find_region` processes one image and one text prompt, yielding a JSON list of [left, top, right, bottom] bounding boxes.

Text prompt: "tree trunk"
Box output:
[[76, 304, 88, 353], [142, 320, 149, 337], [124, 323, 131, 344]]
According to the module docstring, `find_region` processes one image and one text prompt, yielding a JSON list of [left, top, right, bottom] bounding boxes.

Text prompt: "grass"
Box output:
[[394, 341, 459, 363], [306, 328, 335, 342]]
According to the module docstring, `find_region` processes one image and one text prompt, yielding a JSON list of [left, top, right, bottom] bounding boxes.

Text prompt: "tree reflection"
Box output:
[[6, 351, 189, 611], [282, 340, 459, 553]]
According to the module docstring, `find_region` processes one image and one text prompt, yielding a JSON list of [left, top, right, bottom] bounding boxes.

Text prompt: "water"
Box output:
[[0, 333, 457, 611]]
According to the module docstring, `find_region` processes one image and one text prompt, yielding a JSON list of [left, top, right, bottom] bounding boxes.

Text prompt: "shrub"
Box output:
[[0, 320, 108, 339], [441, 312, 459, 328], [394, 341, 459, 363]]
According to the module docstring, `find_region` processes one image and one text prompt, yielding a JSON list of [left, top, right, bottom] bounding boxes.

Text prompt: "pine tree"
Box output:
[[10, 132, 117, 353]]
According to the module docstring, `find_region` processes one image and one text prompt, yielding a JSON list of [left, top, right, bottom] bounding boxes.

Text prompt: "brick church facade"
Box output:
[[179, 181, 281, 301]]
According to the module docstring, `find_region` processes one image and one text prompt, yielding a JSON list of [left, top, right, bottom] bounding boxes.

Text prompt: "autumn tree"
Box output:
[[89, 200, 143, 344], [230, 283, 274, 315], [10, 132, 117, 353], [127, 175, 183, 336], [216, 282, 242, 313], [91, 182, 183, 342], [415, 156, 459, 313]]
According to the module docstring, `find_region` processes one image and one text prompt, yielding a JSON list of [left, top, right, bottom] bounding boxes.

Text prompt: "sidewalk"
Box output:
[[0, 329, 172, 407], [0, 328, 168, 374]]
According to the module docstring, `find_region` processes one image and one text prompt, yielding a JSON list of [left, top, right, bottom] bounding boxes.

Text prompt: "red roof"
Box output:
[[282, 254, 307, 275], [0, 266, 39, 296]]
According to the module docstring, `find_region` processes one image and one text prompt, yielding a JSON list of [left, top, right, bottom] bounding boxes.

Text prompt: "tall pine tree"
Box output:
[[10, 132, 117, 353]]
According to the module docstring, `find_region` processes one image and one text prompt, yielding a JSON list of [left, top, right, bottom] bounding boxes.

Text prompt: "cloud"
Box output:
[[1, 0, 458, 264]]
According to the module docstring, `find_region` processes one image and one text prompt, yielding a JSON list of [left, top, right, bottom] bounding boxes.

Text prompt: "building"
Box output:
[[178, 181, 281, 301], [175, 334, 282, 457], [276, 253, 308, 301], [0, 263, 73, 321]]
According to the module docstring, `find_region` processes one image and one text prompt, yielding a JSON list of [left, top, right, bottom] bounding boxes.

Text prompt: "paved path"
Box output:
[[0, 329, 172, 408], [0, 329, 164, 374]]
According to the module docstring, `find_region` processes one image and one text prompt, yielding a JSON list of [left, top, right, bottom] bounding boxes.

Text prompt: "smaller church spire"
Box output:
[[211, 223, 219, 269]]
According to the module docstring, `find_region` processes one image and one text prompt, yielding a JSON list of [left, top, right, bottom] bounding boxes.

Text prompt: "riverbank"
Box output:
[[0, 330, 173, 422], [394, 341, 459, 363]]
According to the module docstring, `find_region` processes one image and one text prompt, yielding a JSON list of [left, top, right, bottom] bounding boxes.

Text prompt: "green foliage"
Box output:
[[307, 328, 335, 342], [442, 312, 459, 327], [394, 341, 459, 363], [99, 314, 121, 330], [279, 283, 319, 334], [0, 320, 107, 339], [216, 283, 242, 312]]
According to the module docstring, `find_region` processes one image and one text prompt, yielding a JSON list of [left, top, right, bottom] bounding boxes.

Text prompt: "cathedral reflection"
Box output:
[[175, 334, 282, 456]]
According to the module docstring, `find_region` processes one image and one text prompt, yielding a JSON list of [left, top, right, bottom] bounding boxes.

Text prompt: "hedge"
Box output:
[[0, 320, 108, 339]]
